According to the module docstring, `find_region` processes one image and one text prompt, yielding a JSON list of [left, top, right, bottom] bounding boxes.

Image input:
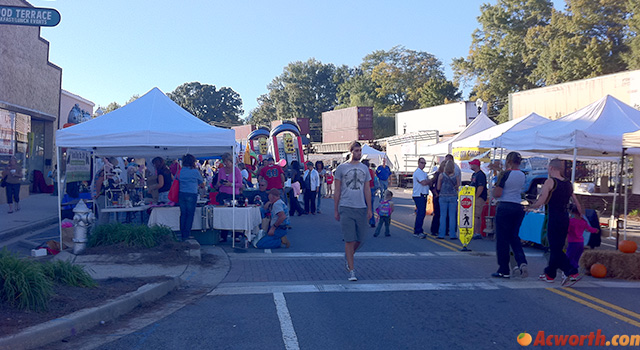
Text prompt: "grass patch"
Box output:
[[41, 260, 97, 288], [0, 249, 53, 311], [89, 223, 173, 248]]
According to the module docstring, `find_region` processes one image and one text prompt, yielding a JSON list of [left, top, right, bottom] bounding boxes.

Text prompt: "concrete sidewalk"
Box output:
[[0, 193, 59, 240]]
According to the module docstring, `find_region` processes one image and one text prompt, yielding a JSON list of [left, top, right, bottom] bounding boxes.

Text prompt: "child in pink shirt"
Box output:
[[567, 205, 598, 269]]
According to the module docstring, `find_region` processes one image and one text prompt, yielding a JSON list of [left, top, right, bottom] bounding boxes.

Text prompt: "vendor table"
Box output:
[[148, 206, 204, 231], [212, 206, 262, 248], [101, 205, 150, 224], [518, 211, 545, 245]]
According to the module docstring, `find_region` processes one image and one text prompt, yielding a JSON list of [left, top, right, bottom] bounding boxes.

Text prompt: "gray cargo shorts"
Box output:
[[339, 206, 368, 242]]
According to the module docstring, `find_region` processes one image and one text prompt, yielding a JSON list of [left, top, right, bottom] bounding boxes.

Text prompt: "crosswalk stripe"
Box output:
[[225, 251, 546, 259], [208, 279, 640, 296]]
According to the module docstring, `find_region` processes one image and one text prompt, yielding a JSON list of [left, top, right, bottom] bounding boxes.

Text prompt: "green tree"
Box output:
[[622, 0, 640, 69], [250, 59, 348, 124], [363, 46, 460, 114], [126, 94, 140, 104], [525, 0, 630, 85], [103, 102, 121, 114], [168, 82, 243, 126], [453, 0, 553, 123]]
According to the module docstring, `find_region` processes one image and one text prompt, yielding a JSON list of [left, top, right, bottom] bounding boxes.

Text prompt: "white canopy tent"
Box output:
[[478, 95, 640, 160], [343, 144, 391, 166], [420, 112, 496, 156], [56, 87, 235, 157], [55, 87, 239, 247], [460, 112, 549, 149]]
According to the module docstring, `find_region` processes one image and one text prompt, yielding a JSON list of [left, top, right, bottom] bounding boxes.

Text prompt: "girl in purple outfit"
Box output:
[[567, 205, 598, 269]]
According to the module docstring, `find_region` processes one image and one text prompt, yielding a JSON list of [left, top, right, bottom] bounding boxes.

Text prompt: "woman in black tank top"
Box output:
[[529, 159, 583, 286]]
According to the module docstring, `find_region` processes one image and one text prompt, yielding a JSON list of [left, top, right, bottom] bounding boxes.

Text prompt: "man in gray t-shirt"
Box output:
[[334, 141, 372, 282]]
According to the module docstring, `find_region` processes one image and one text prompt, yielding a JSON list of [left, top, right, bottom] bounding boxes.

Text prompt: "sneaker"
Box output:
[[413, 233, 421, 238], [348, 269, 357, 281], [538, 273, 554, 283], [491, 272, 510, 279], [418, 233, 427, 239], [519, 264, 529, 278], [561, 273, 582, 287]]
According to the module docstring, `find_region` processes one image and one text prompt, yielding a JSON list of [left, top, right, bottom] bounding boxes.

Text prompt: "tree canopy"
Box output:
[[168, 82, 244, 127], [455, 0, 638, 123], [248, 59, 347, 125]]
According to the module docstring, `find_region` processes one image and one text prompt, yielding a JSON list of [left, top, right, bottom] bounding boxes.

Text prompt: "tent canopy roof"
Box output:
[[472, 113, 549, 149], [421, 112, 496, 156], [56, 87, 235, 158], [489, 95, 640, 158]]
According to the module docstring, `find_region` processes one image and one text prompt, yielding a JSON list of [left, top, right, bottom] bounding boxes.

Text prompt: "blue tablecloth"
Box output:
[[519, 212, 545, 244]]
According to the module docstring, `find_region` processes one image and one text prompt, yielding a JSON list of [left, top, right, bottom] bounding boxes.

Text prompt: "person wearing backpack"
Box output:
[[374, 190, 394, 237]]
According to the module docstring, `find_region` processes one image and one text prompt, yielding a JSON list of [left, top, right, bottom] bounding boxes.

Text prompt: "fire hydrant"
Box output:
[[73, 199, 95, 254]]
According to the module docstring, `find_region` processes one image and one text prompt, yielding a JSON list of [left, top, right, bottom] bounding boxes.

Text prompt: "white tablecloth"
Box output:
[[148, 206, 203, 231], [212, 206, 262, 241]]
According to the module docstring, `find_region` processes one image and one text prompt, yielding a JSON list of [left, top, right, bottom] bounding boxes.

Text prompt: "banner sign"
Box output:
[[0, 6, 61, 27], [457, 185, 476, 248], [452, 147, 491, 162], [65, 149, 91, 182]]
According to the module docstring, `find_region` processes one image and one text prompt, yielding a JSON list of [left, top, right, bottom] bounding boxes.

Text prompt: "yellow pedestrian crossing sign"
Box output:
[[458, 186, 475, 250]]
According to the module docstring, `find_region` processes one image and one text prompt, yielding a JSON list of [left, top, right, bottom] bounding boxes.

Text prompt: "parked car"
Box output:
[[520, 157, 549, 200]]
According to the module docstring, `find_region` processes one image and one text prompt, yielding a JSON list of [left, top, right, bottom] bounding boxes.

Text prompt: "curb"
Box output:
[[0, 216, 58, 241], [0, 277, 179, 350], [0, 245, 231, 350]]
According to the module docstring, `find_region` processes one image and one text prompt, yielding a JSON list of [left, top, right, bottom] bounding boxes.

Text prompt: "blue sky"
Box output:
[[35, 0, 488, 119]]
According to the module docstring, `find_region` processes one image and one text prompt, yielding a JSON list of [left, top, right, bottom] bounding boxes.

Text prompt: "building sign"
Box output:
[[0, 6, 61, 27], [65, 150, 91, 182], [0, 109, 14, 156]]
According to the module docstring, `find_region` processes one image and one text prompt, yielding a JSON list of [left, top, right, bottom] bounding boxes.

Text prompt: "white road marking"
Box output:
[[209, 279, 640, 296], [226, 251, 546, 259], [273, 292, 300, 350]]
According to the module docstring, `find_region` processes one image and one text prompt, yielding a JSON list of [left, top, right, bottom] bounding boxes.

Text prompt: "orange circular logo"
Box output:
[[517, 333, 532, 346]]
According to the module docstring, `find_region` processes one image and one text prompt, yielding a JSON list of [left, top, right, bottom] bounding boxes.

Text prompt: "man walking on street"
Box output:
[[413, 157, 432, 238], [335, 141, 372, 282], [469, 159, 487, 239], [376, 159, 391, 201]]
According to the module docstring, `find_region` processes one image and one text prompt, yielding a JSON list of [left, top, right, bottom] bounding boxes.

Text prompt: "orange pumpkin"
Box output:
[[590, 263, 607, 278], [618, 240, 638, 254]]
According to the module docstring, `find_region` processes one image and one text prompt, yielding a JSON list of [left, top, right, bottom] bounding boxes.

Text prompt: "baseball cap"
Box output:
[[469, 159, 481, 166]]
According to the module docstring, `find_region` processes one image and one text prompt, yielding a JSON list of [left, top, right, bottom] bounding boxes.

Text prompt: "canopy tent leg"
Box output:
[[570, 148, 577, 184], [623, 148, 628, 240], [608, 159, 620, 239], [56, 147, 63, 249]]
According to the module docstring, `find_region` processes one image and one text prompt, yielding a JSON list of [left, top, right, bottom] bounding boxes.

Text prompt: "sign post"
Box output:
[[458, 185, 475, 251], [0, 6, 60, 27]]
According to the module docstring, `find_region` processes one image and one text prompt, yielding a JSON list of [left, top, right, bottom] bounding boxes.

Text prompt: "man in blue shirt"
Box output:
[[376, 159, 392, 201]]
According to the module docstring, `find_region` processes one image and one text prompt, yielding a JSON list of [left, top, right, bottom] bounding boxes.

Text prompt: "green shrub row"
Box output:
[[88, 223, 172, 248], [0, 249, 96, 311]]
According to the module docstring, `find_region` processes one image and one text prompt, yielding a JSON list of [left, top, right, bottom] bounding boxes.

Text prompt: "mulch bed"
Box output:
[[0, 277, 169, 335], [1, 236, 216, 336]]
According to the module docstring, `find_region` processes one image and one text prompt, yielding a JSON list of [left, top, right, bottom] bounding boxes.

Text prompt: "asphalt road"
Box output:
[[20, 190, 640, 349]]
